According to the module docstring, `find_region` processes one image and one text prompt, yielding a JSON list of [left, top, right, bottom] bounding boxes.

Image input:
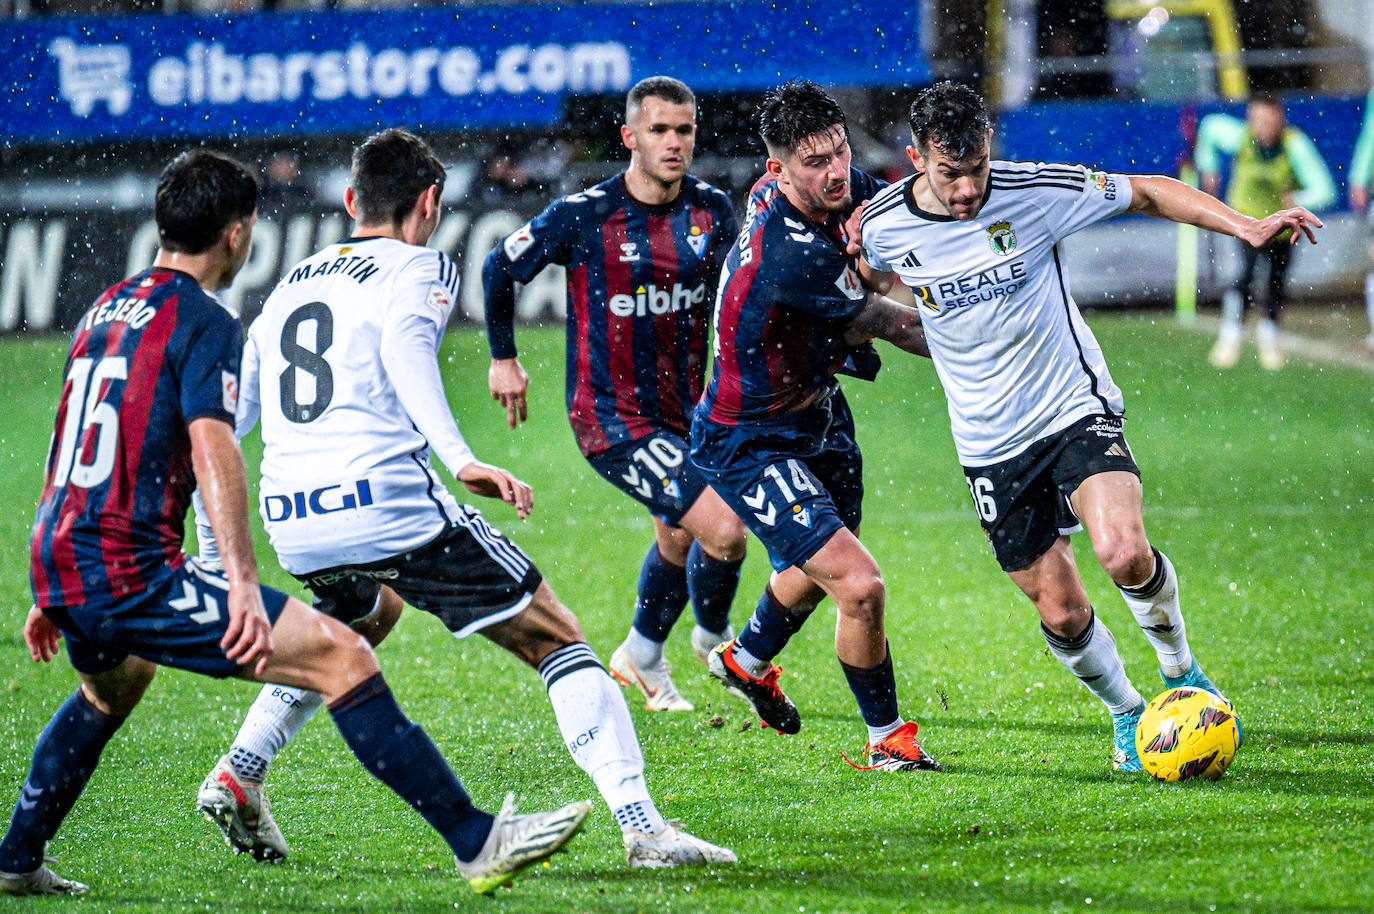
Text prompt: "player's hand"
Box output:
[[23, 605, 62, 663], [221, 583, 274, 676], [489, 358, 530, 429], [458, 461, 534, 518], [843, 200, 869, 257], [1244, 207, 1322, 247], [1353, 187, 1369, 211]]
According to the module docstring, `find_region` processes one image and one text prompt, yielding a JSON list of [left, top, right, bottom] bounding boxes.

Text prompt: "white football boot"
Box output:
[[197, 754, 289, 862], [690, 624, 734, 666], [609, 643, 694, 712], [0, 861, 89, 896], [624, 822, 738, 868], [455, 793, 591, 894]]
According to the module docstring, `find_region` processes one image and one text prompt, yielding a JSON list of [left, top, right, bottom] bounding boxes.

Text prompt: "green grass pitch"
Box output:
[[0, 316, 1371, 913]]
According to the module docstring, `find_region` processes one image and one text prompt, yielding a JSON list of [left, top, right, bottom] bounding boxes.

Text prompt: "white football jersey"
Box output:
[[242, 236, 464, 573], [860, 161, 1132, 465]]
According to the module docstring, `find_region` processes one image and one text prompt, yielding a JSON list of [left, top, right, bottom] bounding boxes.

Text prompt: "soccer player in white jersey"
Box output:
[[194, 129, 735, 868], [857, 82, 1321, 771]]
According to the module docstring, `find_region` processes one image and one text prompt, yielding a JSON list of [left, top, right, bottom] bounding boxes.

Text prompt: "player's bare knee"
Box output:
[[836, 571, 886, 625], [1038, 601, 1092, 639], [1094, 532, 1152, 585], [314, 629, 380, 701], [79, 657, 156, 716], [697, 517, 748, 562]]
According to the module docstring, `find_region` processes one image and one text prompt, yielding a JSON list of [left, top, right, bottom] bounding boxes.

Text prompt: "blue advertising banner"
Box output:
[[0, 1, 927, 144]]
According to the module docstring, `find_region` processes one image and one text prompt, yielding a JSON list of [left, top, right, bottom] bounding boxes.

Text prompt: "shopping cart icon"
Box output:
[[48, 37, 133, 117]]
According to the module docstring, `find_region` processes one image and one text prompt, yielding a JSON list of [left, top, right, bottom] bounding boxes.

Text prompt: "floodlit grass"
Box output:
[[1, 316, 1371, 913]]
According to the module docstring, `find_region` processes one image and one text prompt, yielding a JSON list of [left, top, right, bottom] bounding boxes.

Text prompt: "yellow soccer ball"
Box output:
[[1135, 686, 1241, 782]]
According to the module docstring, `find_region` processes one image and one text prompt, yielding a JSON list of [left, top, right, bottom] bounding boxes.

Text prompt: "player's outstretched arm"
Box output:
[[1126, 174, 1322, 247], [189, 417, 273, 675], [488, 357, 530, 429]]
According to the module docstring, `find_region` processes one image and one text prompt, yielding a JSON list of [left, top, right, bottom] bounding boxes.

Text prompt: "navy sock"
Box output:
[[0, 689, 125, 874], [736, 587, 812, 662], [328, 674, 493, 862], [839, 644, 901, 728], [686, 541, 743, 635], [631, 545, 689, 643]]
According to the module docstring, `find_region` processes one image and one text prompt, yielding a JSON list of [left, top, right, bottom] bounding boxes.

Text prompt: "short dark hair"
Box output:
[[758, 79, 847, 158], [908, 81, 992, 160], [155, 149, 257, 255], [626, 76, 695, 123], [1249, 91, 1283, 110], [350, 128, 446, 226]]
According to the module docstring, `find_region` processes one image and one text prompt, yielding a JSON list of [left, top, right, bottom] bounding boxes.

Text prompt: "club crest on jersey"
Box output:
[[504, 222, 535, 261], [834, 266, 865, 300], [986, 220, 1017, 256], [687, 225, 708, 257]]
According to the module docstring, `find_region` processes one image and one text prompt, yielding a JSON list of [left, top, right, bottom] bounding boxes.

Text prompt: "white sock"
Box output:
[[622, 627, 664, 668], [228, 684, 323, 782], [1118, 548, 1193, 678], [1257, 317, 1279, 346], [1042, 610, 1143, 715], [866, 718, 904, 745], [1364, 272, 1374, 341], [730, 642, 771, 679], [538, 643, 666, 835], [1220, 289, 1243, 327]]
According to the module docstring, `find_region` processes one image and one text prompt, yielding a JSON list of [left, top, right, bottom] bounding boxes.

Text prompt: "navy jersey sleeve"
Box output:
[[175, 297, 243, 426], [483, 198, 577, 359]]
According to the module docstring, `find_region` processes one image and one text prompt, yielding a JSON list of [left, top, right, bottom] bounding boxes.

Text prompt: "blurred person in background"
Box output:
[[1196, 93, 1336, 370], [257, 151, 312, 218], [1350, 87, 1374, 354]]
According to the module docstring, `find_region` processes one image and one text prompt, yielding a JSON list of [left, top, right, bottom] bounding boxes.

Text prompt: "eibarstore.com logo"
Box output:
[[49, 38, 631, 117]]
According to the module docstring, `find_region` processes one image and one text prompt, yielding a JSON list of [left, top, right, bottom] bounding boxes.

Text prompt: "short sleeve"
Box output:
[[176, 298, 243, 426], [499, 197, 576, 283], [1043, 164, 1132, 243]]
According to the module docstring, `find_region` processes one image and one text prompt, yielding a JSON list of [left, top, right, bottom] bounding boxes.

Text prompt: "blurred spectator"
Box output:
[[257, 150, 312, 217], [1351, 88, 1374, 352], [1195, 93, 1335, 370]]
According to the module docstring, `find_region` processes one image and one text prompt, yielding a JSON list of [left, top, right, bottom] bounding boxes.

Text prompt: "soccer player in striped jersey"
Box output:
[[3, 150, 589, 898], [483, 77, 748, 713], [691, 81, 939, 772], [196, 129, 734, 870], [858, 82, 1320, 771]]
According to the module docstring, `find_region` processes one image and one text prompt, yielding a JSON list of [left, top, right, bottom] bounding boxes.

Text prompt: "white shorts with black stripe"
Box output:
[[296, 505, 542, 638]]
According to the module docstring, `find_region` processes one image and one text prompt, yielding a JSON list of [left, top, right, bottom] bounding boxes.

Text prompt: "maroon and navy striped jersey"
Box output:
[[700, 168, 886, 425], [483, 173, 736, 456], [30, 268, 241, 608]]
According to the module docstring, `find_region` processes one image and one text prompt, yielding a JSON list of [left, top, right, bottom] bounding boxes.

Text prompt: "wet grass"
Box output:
[[1, 315, 1371, 913]]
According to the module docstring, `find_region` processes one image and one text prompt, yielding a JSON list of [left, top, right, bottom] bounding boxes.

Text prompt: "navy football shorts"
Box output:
[[691, 394, 863, 571], [296, 506, 543, 639], [43, 557, 290, 677], [962, 413, 1140, 573], [585, 429, 712, 526]]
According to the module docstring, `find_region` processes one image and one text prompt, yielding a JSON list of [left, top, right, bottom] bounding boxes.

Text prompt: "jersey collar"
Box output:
[[904, 172, 994, 222]]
